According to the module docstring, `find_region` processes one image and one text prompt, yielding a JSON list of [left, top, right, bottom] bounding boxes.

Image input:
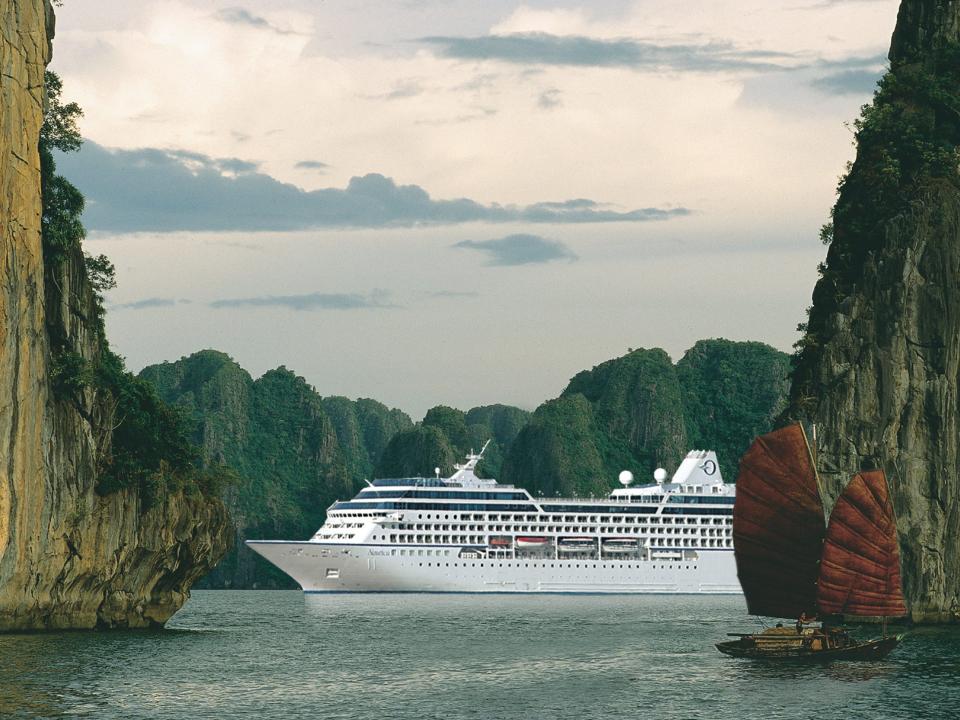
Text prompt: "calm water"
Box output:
[[1, 591, 958, 719]]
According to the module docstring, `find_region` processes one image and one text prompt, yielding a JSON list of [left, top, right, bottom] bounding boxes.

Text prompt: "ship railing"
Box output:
[[539, 496, 661, 505]]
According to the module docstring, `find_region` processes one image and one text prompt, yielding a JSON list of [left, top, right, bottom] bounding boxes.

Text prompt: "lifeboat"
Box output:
[[558, 537, 596, 552], [602, 538, 637, 550], [488, 536, 512, 547], [515, 536, 549, 548]]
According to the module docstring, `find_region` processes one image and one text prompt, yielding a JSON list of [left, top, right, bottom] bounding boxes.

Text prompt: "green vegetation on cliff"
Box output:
[[140, 350, 413, 587], [501, 340, 790, 497], [791, 37, 960, 408], [321, 396, 412, 481], [142, 340, 787, 586], [678, 339, 790, 480], [41, 72, 228, 507], [375, 404, 531, 480]]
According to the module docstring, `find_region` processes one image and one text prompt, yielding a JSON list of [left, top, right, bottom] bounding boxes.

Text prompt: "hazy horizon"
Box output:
[[51, 0, 901, 417]]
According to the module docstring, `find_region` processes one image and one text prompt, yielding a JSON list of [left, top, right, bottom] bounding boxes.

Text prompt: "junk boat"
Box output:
[[716, 423, 907, 661]]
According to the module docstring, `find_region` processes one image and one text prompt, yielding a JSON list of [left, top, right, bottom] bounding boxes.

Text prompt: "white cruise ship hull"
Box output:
[[247, 541, 741, 594]]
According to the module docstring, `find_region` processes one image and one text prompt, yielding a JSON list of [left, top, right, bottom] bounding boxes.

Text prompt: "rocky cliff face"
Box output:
[[788, 0, 960, 622], [374, 404, 530, 480], [0, 1, 230, 630], [503, 342, 789, 497], [140, 350, 412, 588]]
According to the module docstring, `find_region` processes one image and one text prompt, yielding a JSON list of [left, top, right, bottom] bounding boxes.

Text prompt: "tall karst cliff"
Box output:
[[375, 404, 530, 481], [140, 350, 413, 588], [0, 2, 230, 630], [788, 0, 960, 622], [503, 341, 789, 498]]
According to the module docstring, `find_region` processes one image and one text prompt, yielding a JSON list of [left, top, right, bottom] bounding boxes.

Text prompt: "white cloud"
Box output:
[[49, 0, 902, 413]]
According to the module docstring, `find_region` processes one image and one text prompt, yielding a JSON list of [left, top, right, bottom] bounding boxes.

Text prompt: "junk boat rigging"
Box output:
[[716, 423, 907, 661]]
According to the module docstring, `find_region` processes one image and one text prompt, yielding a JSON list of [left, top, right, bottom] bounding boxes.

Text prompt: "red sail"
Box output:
[[816, 470, 907, 617], [733, 423, 826, 618]]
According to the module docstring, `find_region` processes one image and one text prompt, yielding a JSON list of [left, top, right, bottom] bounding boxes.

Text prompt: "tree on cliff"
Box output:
[[40, 72, 233, 505], [39, 71, 85, 268], [374, 404, 531, 480]]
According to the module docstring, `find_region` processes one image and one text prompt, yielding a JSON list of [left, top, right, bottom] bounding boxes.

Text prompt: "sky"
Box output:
[[51, 0, 901, 418]]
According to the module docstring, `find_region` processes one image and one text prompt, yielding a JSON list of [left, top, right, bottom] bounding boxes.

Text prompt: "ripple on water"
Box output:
[[0, 591, 958, 720]]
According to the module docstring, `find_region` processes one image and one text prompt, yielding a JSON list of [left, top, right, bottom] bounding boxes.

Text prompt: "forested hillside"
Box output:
[[375, 404, 530, 480], [141, 339, 788, 587], [141, 350, 412, 587], [500, 340, 789, 497]]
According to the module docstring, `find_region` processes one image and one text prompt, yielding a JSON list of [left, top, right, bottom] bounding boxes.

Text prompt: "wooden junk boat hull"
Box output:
[[716, 635, 902, 662]]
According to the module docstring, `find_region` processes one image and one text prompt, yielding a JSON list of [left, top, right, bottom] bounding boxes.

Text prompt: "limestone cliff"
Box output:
[[502, 342, 789, 497], [0, 1, 230, 630], [140, 350, 413, 589], [788, 0, 960, 622], [375, 404, 529, 480]]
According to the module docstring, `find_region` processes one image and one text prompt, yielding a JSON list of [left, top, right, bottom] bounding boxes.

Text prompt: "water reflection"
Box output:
[[0, 635, 64, 718], [0, 593, 958, 720]]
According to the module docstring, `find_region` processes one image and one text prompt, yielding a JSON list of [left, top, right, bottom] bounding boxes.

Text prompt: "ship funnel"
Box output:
[[670, 450, 723, 485]]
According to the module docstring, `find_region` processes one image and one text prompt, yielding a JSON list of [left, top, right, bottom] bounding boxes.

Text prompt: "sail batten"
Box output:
[[733, 423, 826, 619], [815, 470, 907, 618]]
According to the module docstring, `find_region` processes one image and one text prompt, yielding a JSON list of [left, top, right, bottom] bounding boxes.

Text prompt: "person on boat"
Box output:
[[796, 612, 814, 636]]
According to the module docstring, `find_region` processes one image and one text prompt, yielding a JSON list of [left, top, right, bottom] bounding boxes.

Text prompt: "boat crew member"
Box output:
[[796, 611, 813, 635]]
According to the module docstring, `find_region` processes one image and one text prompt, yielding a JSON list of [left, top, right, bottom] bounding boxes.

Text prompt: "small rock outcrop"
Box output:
[[788, 0, 960, 622], [0, 1, 231, 630]]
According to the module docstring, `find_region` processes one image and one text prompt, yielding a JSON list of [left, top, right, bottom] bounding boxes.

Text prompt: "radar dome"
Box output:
[[654, 468, 668, 483], [618, 470, 634, 486]]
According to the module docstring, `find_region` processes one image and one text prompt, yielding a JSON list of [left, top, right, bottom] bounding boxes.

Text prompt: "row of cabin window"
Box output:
[[401, 515, 732, 532], [407, 560, 701, 571], [396, 525, 731, 536], [377, 534, 732, 548], [330, 511, 730, 526]]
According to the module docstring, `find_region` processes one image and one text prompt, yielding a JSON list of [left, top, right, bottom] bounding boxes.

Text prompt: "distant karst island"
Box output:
[[137, 339, 788, 588]]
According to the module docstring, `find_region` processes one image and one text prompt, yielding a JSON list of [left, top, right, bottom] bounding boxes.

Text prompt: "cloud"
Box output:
[[55, 141, 690, 232], [799, 0, 892, 7], [428, 290, 481, 298], [738, 53, 886, 109], [214, 7, 294, 35], [369, 81, 424, 100], [216, 158, 260, 173], [209, 290, 396, 311], [419, 33, 798, 72], [164, 148, 260, 174], [454, 234, 577, 266], [295, 160, 330, 171], [810, 68, 882, 95], [111, 297, 181, 310], [538, 88, 562, 109], [414, 107, 498, 125]]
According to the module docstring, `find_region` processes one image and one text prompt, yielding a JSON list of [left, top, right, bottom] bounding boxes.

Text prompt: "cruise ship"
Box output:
[[247, 442, 740, 594], [246, 446, 742, 594]]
